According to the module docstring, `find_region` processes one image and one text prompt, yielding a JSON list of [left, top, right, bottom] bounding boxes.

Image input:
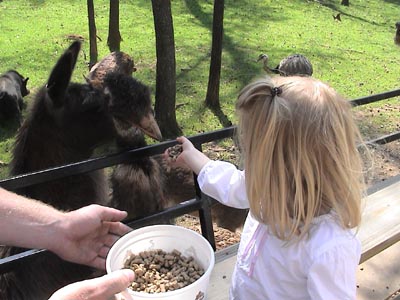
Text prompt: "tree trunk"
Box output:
[[204, 0, 231, 127], [87, 0, 98, 69], [205, 0, 224, 110], [341, 0, 349, 6], [151, 0, 182, 139], [107, 0, 122, 52]]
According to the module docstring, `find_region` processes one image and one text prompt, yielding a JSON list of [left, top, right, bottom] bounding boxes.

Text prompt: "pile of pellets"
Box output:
[[124, 249, 205, 294], [167, 144, 183, 161]]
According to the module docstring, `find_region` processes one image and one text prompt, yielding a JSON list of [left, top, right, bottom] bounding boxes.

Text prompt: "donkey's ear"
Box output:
[[46, 41, 81, 107], [22, 77, 30, 96]]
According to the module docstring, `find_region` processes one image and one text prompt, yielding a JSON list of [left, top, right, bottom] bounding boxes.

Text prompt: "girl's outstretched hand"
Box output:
[[165, 136, 211, 175]]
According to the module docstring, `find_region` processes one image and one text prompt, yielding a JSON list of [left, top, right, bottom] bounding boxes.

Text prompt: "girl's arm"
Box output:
[[174, 136, 211, 174], [175, 136, 249, 209], [198, 160, 249, 209]]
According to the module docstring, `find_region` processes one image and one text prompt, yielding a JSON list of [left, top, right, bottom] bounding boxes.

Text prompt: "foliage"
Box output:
[[0, 0, 399, 179]]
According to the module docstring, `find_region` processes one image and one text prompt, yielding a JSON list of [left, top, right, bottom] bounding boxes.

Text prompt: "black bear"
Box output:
[[0, 70, 29, 123]]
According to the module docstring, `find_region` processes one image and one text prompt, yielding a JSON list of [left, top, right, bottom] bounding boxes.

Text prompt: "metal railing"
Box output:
[[0, 89, 399, 274], [0, 126, 236, 274]]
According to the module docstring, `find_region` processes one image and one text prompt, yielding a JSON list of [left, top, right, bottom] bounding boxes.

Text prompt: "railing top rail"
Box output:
[[0, 127, 236, 191], [350, 88, 400, 107]]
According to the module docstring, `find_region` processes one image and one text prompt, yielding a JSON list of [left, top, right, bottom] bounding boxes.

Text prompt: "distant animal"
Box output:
[[258, 53, 313, 77], [0, 70, 29, 123], [0, 41, 161, 300], [333, 13, 341, 22], [87, 51, 137, 89], [257, 54, 280, 74], [276, 54, 313, 76], [66, 34, 85, 42], [395, 21, 400, 46]]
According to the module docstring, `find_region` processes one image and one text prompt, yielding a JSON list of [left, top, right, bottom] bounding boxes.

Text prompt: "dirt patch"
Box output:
[[365, 141, 400, 186], [176, 214, 241, 251]]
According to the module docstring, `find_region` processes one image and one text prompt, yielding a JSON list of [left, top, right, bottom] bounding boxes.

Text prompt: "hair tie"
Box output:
[[271, 86, 282, 98]]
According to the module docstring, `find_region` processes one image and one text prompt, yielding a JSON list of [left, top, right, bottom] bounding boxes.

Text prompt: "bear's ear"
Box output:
[[46, 41, 81, 108]]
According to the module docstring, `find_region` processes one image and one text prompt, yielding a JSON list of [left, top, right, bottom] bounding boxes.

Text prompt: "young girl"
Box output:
[[171, 76, 365, 299]]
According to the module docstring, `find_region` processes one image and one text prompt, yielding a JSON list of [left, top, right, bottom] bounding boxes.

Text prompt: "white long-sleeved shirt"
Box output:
[[197, 160, 361, 300]]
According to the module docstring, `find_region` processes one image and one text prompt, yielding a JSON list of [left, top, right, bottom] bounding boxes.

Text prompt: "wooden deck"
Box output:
[[208, 244, 237, 300], [359, 178, 400, 263], [206, 177, 400, 300]]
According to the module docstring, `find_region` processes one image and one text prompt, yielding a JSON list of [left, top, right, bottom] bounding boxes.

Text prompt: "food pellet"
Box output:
[[123, 249, 205, 293], [167, 144, 183, 161]]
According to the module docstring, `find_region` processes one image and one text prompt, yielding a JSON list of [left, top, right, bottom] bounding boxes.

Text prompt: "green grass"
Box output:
[[0, 0, 399, 179]]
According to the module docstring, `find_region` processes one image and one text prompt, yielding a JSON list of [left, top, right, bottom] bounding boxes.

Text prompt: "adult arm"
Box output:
[[49, 269, 135, 300], [0, 187, 131, 269]]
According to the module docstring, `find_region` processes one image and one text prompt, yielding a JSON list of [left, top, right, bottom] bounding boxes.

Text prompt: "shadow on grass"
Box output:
[[317, 0, 394, 26], [381, 0, 400, 5], [27, 0, 45, 6], [183, 0, 266, 127], [0, 120, 19, 178], [208, 105, 233, 128]]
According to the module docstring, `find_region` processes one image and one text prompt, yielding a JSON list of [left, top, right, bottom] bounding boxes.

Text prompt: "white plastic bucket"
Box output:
[[106, 224, 215, 300]]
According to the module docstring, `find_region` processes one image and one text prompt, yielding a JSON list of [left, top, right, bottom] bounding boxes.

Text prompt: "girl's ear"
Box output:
[[46, 41, 81, 108]]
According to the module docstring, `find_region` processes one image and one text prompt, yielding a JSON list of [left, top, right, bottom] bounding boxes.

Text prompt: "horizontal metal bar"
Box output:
[[0, 249, 47, 274], [126, 198, 204, 229], [351, 89, 400, 106], [0, 126, 236, 191], [366, 131, 400, 145]]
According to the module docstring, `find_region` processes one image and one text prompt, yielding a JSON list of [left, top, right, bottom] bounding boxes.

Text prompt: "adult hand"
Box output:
[[50, 204, 132, 270], [48, 269, 135, 300]]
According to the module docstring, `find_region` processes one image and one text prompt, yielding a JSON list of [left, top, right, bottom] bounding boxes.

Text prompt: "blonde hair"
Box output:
[[236, 76, 365, 240]]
